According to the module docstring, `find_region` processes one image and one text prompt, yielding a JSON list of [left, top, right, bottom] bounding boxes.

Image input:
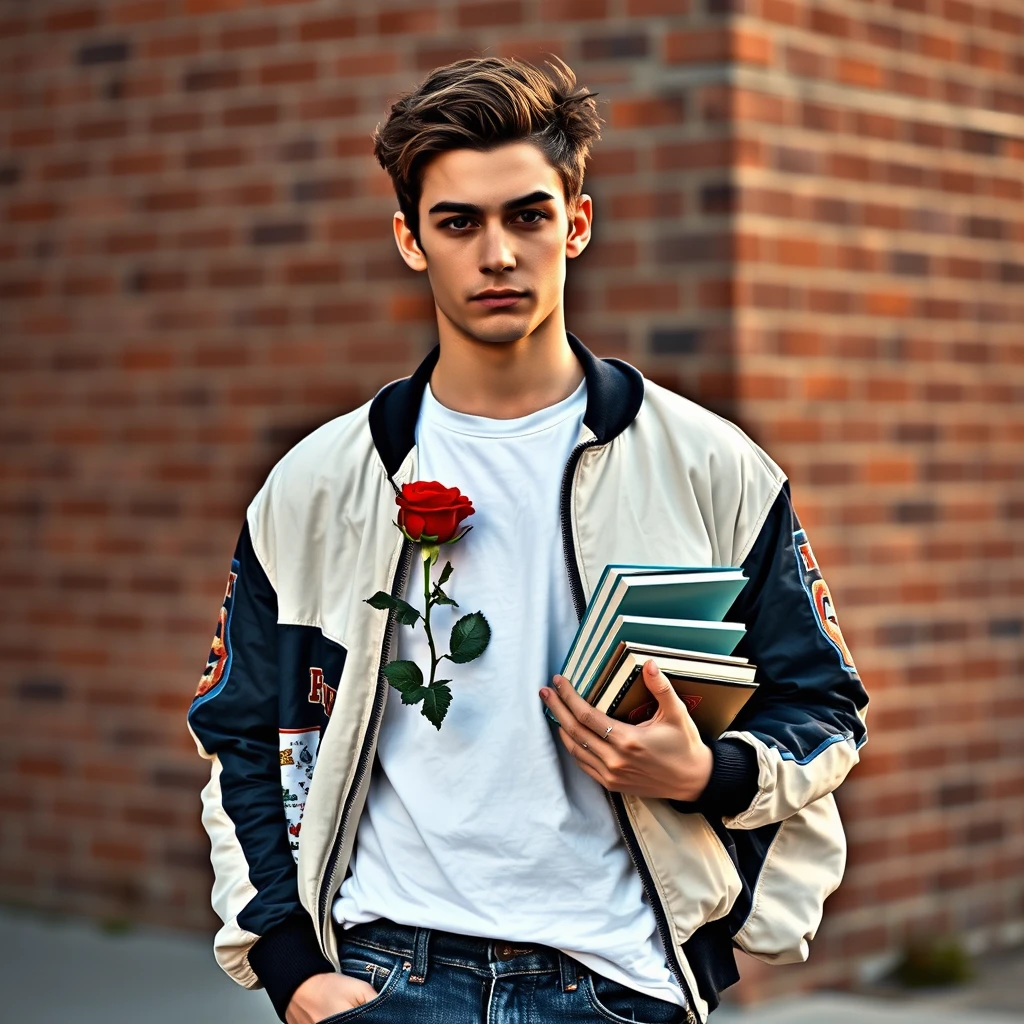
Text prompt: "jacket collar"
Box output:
[[368, 331, 645, 480]]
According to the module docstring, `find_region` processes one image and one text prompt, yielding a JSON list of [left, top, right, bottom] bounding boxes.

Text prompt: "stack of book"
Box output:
[[549, 565, 758, 740]]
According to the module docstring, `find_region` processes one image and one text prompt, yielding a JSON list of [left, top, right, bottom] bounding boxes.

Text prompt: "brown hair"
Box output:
[[372, 55, 603, 248]]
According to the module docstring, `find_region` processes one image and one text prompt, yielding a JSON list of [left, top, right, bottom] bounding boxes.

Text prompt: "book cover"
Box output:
[[597, 652, 757, 740]]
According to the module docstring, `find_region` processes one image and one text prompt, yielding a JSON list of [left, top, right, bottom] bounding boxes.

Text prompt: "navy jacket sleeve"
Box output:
[[187, 521, 334, 1020], [672, 481, 869, 819]]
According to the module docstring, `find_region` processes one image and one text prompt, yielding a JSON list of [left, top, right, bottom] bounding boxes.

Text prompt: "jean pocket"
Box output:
[[314, 950, 405, 1024], [584, 971, 688, 1024]]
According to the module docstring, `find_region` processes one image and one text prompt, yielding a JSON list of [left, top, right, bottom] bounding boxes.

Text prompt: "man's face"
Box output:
[[393, 140, 591, 346]]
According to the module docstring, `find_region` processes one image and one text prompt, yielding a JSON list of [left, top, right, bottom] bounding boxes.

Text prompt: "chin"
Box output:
[[461, 318, 535, 346]]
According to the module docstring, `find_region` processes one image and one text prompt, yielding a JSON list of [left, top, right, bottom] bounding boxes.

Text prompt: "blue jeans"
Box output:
[[322, 918, 693, 1024]]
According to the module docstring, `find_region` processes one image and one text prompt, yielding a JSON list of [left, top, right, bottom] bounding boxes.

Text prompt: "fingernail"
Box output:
[[540, 687, 550, 700]]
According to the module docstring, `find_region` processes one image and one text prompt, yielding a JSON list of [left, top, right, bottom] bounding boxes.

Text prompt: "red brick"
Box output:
[[377, 8, 439, 34], [259, 60, 318, 86], [761, 0, 799, 25], [610, 95, 686, 128], [298, 15, 358, 41], [220, 22, 281, 49], [608, 192, 685, 219], [665, 27, 772, 66], [775, 236, 820, 266], [456, 1, 525, 27], [917, 31, 956, 60], [44, 7, 101, 32], [809, 6, 851, 37], [786, 44, 827, 79], [145, 30, 203, 59], [837, 57, 883, 89], [606, 281, 680, 312], [182, 0, 245, 12], [540, 0, 609, 19], [333, 52, 401, 78]]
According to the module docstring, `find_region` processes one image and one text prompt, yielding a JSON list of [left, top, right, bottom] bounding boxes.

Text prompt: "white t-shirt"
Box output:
[[333, 375, 686, 1007]]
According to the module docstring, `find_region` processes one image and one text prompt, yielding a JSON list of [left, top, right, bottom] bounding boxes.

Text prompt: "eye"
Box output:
[[440, 216, 474, 232], [438, 210, 549, 233]]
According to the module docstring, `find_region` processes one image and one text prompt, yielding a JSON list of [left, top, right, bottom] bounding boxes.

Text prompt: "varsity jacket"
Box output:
[[187, 332, 869, 1023]]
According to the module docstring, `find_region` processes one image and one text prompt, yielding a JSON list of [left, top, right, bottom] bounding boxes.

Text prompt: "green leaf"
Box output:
[[420, 682, 452, 729], [437, 561, 454, 586], [392, 599, 421, 626], [364, 592, 421, 626], [431, 586, 458, 607], [381, 660, 423, 695], [444, 525, 473, 545], [448, 612, 491, 664], [399, 685, 429, 705]]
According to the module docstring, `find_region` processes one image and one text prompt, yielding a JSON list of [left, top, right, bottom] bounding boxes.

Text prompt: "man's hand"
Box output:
[[539, 659, 713, 802], [285, 971, 379, 1024]]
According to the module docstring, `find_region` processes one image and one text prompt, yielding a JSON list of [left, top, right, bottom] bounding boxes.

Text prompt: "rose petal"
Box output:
[[403, 510, 426, 541], [430, 509, 459, 543]]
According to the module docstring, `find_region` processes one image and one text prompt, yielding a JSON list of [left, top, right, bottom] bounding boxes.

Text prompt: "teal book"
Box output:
[[571, 616, 746, 699], [559, 564, 745, 681], [545, 564, 749, 725], [562, 567, 748, 688]]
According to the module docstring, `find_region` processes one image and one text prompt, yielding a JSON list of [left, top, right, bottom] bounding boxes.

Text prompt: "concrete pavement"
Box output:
[[0, 908, 278, 1024]]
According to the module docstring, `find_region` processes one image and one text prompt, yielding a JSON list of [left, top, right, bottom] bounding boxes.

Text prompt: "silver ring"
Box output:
[[582, 741, 589, 750], [603, 725, 613, 738]]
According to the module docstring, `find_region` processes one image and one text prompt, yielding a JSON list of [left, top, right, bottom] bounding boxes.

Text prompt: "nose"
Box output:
[[479, 223, 516, 274]]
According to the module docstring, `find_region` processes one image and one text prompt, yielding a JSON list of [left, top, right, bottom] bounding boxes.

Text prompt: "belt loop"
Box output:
[[558, 950, 579, 992], [408, 926, 430, 985]]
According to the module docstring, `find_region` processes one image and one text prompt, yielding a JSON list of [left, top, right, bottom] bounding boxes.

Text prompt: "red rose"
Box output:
[[396, 480, 474, 544]]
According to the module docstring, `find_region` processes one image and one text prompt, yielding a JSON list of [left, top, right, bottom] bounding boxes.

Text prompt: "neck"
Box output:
[[429, 307, 584, 419]]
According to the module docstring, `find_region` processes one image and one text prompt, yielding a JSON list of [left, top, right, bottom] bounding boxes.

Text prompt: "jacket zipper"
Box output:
[[559, 438, 700, 1024], [316, 532, 414, 938]]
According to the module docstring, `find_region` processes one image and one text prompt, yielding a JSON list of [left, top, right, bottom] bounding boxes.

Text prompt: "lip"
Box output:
[[472, 291, 526, 308]]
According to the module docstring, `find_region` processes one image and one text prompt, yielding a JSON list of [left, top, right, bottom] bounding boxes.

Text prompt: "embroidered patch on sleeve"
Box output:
[[307, 666, 337, 717], [794, 529, 857, 674], [194, 561, 239, 701], [280, 727, 319, 863]]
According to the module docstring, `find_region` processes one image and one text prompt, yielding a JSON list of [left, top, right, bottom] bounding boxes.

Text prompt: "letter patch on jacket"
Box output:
[[195, 564, 238, 700], [307, 666, 337, 717], [280, 726, 319, 862], [795, 529, 856, 673]]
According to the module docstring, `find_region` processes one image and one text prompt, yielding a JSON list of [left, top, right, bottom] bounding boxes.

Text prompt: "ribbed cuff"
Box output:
[[669, 738, 759, 819], [248, 912, 336, 1022]]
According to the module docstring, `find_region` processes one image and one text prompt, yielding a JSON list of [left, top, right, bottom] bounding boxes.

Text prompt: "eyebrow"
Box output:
[[427, 190, 556, 217]]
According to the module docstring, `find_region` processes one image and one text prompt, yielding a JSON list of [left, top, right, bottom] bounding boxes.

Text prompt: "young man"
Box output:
[[188, 56, 869, 1024]]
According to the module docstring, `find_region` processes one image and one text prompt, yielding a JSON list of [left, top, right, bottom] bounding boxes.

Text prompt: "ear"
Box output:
[[393, 211, 428, 272], [566, 194, 593, 260]]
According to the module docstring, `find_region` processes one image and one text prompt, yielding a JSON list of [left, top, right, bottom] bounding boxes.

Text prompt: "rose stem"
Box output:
[[422, 550, 440, 687]]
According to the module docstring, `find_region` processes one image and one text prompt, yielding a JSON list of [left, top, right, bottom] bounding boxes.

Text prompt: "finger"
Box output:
[[642, 660, 684, 720], [574, 754, 614, 790], [552, 718, 613, 781], [553, 714, 612, 773], [550, 675, 623, 746], [541, 685, 612, 761]]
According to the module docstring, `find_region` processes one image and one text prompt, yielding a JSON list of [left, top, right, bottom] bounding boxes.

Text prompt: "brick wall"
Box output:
[[717, 0, 1024, 1000], [1, 0, 1021, 1003]]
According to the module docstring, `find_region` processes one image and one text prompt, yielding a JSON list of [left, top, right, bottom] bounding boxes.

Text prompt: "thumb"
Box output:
[[643, 659, 681, 717]]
